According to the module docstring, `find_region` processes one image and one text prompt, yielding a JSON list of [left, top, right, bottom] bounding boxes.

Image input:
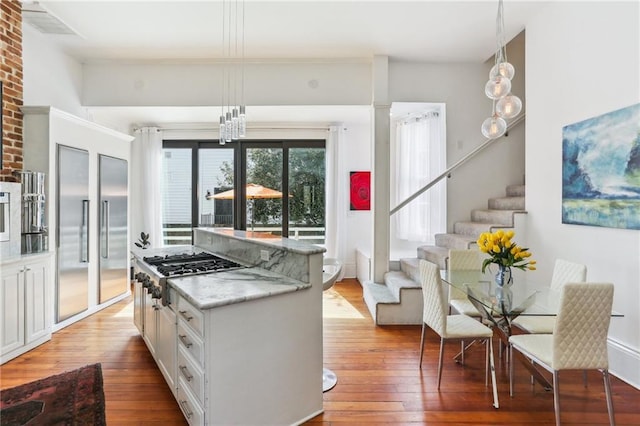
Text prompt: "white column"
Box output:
[[371, 56, 390, 283]]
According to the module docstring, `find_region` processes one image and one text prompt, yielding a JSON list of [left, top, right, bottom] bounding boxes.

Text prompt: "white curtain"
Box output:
[[395, 112, 446, 242], [132, 127, 164, 248], [325, 125, 347, 279]]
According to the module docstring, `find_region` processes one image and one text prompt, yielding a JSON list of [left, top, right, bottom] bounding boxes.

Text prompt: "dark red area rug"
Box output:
[[0, 363, 106, 426]]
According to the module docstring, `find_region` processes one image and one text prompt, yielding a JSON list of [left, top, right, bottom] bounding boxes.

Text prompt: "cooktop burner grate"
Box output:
[[142, 252, 244, 277]]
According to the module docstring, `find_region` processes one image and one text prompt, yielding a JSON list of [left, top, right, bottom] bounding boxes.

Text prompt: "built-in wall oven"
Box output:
[[0, 191, 10, 242]]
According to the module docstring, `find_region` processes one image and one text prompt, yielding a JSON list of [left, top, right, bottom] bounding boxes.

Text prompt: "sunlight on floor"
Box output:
[[323, 288, 364, 319], [112, 299, 134, 317]]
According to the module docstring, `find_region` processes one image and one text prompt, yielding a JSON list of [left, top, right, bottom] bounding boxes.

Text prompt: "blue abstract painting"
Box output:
[[562, 103, 640, 229]]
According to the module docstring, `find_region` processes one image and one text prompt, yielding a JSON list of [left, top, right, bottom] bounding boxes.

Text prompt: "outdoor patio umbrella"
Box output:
[[206, 183, 291, 230]]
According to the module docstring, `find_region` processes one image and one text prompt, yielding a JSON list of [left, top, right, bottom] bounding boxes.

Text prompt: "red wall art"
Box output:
[[350, 171, 371, 211]]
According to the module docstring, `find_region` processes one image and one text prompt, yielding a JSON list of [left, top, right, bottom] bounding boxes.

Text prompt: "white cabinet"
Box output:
[[142, 290, 158, 356], [157, 303, 177, 395], [1, 254, 53, 364], [25, 259, 51, 344], [134, 280, 177, 395], [1, 264, 25, 355], [133, 281, 143, 334], [175, 296, 205, 425]]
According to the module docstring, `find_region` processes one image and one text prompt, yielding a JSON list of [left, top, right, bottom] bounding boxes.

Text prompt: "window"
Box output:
[[162, 148, 192, 245], [161, 140, 325, 245]]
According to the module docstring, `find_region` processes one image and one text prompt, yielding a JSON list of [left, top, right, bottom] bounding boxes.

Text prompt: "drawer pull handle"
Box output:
[[179, 365, 193, 382], [179, 334, 193, 348], [179, 399, 193, 419], [179, 310, 194, 321]]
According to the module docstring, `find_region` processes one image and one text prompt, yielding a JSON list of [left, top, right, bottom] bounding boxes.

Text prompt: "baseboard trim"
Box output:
[[608, 337, 640, 390]]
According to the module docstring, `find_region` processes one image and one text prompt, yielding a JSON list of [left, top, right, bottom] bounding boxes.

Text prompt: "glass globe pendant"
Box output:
[[490, 61, 515, 80], [485, 75, 511, 100], [496, 94, 522, 119], [481, 115, 507, 139]]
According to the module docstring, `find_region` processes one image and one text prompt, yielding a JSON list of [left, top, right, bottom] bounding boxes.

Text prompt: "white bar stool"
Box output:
[[322, 258, 342, 392]]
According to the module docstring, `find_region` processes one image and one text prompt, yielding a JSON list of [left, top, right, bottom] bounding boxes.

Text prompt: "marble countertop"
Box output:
[[195, 227, 326, 255], [1, 251, 54, 266], [168, 266, 311, 310]]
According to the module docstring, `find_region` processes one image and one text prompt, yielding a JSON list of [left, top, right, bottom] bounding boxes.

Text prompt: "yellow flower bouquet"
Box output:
[[476, 230, 536, 286]]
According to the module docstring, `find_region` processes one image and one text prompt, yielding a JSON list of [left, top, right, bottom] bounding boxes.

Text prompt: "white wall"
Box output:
[[22, 24, 86, 119], [526, 1, 640, 386], [389, 52, 526, 237]]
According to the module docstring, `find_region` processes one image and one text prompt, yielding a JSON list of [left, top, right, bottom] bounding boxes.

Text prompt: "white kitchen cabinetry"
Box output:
[[22, 106, 134, 330], [1, 264, 25, 356], [1, 254, 53, 364], [157, 302, 177, 395], [142, 289, 158, 356], [133, 280, 143, 334], [134, 280, 177, 396], [175, 296, 205, 426]]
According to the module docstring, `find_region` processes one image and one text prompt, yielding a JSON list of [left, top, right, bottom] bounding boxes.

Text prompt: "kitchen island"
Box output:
[[132, 228, 325, 426]]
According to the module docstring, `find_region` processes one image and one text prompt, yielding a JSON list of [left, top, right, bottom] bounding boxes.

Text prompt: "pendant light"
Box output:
[[481, 0, 522, 139], [219, 0, 247, 145]]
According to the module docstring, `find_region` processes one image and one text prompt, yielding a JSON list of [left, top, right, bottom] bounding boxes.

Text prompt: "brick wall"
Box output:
[[0, 0, 23, 182]]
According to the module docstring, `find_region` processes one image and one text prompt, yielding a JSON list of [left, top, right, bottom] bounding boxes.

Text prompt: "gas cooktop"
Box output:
[[142, 252, 244, 278]]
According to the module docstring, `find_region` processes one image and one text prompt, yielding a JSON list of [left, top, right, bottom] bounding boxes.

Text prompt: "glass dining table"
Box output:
[[440, 269, 623, 390]]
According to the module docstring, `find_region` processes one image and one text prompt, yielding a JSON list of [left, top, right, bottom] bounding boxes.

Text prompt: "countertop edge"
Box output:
[[1, 251, 54, 266]]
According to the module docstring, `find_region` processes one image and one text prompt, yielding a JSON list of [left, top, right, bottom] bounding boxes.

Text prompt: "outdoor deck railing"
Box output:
[[162, 225, 325, 246]]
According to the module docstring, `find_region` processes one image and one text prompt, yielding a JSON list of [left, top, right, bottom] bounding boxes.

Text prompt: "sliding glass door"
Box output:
[[162, 139, 325, 244]]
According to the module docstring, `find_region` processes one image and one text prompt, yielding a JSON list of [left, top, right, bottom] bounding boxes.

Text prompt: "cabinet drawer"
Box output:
[[177, 321, 204, 367], [178, 346, 205, 404], [177, 378, 204, 426], [177, 297, 204, 337]]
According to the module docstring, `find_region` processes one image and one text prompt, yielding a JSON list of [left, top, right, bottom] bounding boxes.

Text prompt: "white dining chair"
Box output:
[[512, 259, 587, 334], [447, 249, 483, 317], [509, 282, 615, 426], [418, 260, 499, 408]]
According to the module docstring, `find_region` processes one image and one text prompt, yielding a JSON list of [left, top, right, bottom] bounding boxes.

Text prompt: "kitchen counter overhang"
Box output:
[[168, 266, 311, 310]]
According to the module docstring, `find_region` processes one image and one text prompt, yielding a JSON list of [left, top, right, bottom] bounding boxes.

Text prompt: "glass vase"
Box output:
[[495, 265, 513, 288]]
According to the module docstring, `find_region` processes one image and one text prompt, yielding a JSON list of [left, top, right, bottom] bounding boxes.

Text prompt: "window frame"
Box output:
[[162, 139, 325, 240]]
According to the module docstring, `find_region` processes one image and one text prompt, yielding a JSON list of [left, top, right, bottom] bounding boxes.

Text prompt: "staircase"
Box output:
[[362, 184, 526, 325]]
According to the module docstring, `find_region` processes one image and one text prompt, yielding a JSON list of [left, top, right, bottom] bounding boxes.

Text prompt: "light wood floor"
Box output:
[[1, 278, 639, 425]]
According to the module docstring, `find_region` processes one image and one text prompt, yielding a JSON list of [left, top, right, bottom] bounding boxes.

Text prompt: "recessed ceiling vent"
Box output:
[[22, 1, 79, 35]]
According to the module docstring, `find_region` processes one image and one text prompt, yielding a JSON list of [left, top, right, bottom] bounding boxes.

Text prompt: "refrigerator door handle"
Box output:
[[81, 199, 89, 263], [102, 200, 110, 258]]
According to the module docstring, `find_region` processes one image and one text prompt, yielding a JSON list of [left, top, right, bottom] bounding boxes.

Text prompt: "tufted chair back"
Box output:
[[420, 260, 447, 336], [552, 282, 613, 370]]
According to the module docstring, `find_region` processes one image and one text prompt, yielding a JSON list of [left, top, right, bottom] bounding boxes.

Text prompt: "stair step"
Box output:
[[453, 221, 510, 238], [471, 209, 523, 225], [434, 233, 478, 250], [506, 184, 526, 197], [361, 279, 423, 325], [385, 270, 420, 300], [488, 196, 525, 210], [400, 257, 420, 283], [416, 245, 448, 270]]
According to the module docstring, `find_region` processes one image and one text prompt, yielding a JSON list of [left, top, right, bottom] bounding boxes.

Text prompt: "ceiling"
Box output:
[[24, 0, 550, 126]]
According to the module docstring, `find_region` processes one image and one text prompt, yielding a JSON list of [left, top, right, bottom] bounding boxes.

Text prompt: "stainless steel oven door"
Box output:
[[0, 192, 10, 242]]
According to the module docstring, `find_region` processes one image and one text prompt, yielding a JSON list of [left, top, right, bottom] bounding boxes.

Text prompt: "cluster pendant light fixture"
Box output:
[[219, 0, 246, 145], [481, 0, 522, 139]]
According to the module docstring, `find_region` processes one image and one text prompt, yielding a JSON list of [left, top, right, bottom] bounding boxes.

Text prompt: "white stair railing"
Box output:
[[390, 113, 526, 216]]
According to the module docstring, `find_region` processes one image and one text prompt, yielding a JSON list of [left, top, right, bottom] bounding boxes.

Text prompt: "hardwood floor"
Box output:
[[1, 278, 639, 425]]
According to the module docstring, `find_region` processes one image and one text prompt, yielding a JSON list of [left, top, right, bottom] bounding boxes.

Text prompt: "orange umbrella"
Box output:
[[206, 183, 291, 231], [207, 183, 290, 200]]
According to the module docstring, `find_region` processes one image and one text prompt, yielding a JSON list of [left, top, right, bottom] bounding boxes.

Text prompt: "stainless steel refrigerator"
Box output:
[[98, 154, 128, 303], [57, 145, 90, 322]]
